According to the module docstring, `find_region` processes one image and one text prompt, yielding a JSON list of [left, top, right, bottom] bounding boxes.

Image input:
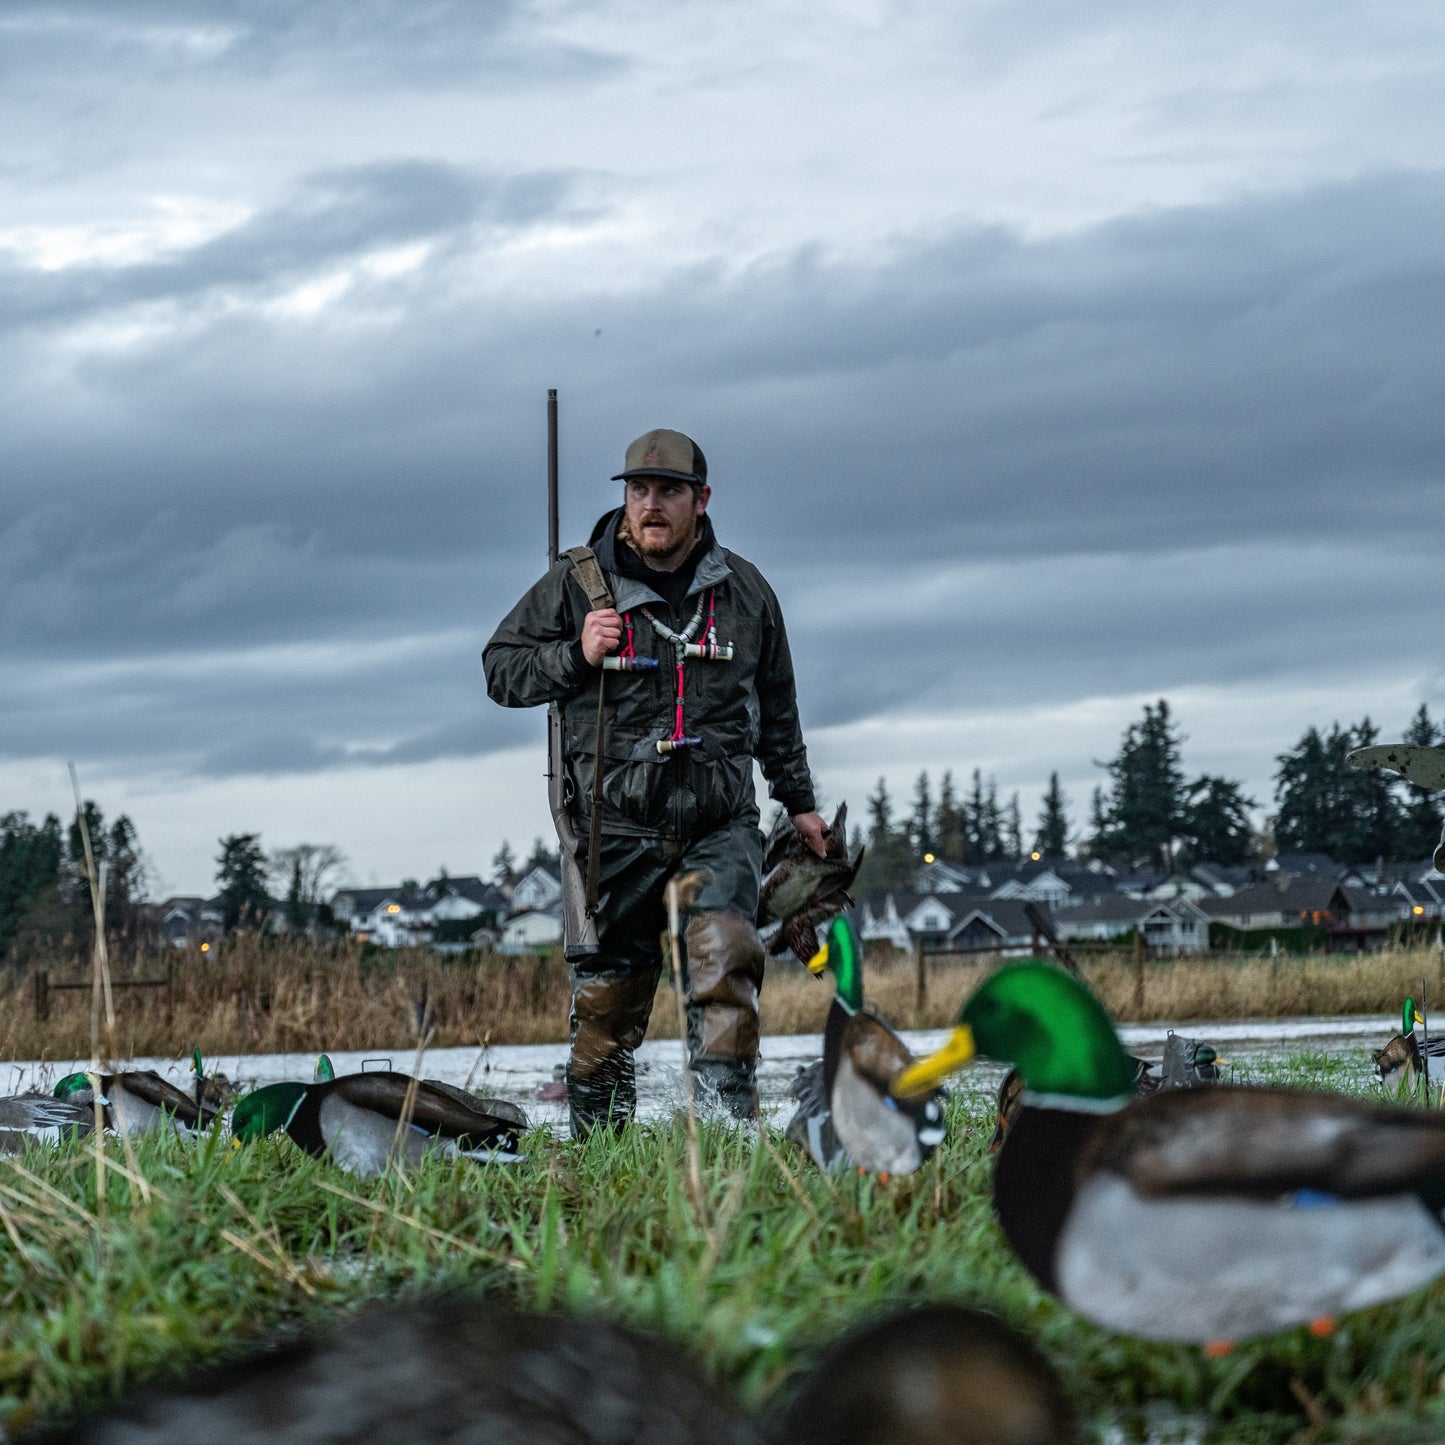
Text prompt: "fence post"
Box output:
[[34, 968, 49, 1023], [165, 955, 175, 1027], [913, 937, 927, 1017]]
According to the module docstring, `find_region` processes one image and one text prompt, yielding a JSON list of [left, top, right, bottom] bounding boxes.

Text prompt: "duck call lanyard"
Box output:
[[623, 590, 724, 754]]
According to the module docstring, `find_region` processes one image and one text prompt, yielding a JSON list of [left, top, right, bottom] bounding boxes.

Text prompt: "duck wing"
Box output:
[[113, 1071, 209, 1128], [1093, 1086, 1445, 1200], [422, 1080, 530, 1130], [784, 1059, 848, 1171], [330, 1074, 525, 1150], [1346, 742, 1445, 789], [0, 1094, 96, 1135]]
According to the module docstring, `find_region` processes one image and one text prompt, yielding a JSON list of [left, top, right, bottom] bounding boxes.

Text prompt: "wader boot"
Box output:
[[566, 963, 658, 1136], [683, 910, 765, 1121]]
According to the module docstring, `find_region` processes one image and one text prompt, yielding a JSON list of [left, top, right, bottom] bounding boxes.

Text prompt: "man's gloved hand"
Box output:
[[581, 608, 624, 666]]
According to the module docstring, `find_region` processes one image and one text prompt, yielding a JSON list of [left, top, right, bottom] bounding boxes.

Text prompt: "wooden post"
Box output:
[[913, 937, 927, 1018], [1131, 929, 1144, 1017], [34, 968, 49, 1023], [165, 955, 175, 1027]]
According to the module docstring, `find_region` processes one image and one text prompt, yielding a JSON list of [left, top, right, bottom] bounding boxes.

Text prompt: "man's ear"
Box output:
[[695, 484, 711, 515]]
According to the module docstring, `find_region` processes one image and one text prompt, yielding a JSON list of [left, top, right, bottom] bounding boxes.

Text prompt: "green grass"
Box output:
[[2, 1061, 1444, 1443]]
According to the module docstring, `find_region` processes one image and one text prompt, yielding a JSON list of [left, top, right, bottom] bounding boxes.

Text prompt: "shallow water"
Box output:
[[1, 1011, 1395, 1128]]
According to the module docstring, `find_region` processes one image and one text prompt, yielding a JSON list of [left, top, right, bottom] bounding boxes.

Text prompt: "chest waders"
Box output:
[[559, 550, 765, 1135]]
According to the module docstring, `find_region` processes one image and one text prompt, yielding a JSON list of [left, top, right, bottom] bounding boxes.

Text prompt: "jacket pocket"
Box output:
[[691, 753, 753, 829]]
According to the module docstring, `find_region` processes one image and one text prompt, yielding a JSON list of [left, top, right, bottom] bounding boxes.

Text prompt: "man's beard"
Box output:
[[619, 514, 697, 567]]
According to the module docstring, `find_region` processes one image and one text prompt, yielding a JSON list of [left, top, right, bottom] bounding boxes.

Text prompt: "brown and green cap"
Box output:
[[612, 429, 708, 486]]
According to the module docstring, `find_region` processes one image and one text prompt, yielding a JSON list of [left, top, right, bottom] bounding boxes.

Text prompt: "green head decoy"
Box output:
[[314, 1053, 336, 1082], [893, 960, 1445, 1346], [55, 1066, 213, 1135]]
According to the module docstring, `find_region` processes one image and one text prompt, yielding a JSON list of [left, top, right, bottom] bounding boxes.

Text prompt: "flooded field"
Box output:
[[2, 1011, 1394, 1130]]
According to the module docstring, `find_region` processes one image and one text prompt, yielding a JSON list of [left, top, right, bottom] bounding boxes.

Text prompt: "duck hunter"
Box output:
[[484, 425, 828, 1134]]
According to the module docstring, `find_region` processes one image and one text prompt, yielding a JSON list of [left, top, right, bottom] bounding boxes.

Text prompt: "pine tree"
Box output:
[[934, 771, 964, 863], [1181, 776, 1256, 865], [1275, 720, 1403, 866], [1004, 792, 1023, 860], [857, 776, 914, 889], [524, 836, 561, 874], [908, 771, 934, 856], [1099, 699, 1187, 868], [1034, 772, 1070, 857], [490, 841, 518, 887], [215, 833, 270, 932], [0, 811, 63, 956]]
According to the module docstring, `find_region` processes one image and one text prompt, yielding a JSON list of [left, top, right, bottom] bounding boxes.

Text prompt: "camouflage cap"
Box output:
[[611, 429, 708, 486]]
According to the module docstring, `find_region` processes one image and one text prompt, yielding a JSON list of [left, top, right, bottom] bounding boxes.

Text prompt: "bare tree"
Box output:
[[269, 843, 349, 921]]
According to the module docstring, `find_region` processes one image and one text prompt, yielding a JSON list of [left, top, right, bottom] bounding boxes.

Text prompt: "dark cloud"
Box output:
[[5, 170, 1444, 780], [1, 2, 621, 87]]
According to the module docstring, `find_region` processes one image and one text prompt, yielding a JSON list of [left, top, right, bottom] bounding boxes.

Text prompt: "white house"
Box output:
[[500, 908, 564, 954], [1054, 896, 1209, 956], [511, 866, 562, 913]]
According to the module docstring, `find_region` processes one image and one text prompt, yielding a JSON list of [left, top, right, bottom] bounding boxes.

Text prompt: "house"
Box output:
[[157, 896, 224, 950], [511, 866, 562, 913], [499, 908, 563, 954], [1053, 896, 1209, 956], [857, 889, 976, 951], [1197, 878, 1402, 949], [945, 899, 1056, 955]]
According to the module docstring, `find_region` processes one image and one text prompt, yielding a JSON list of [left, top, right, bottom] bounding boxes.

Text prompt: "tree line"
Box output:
[[855, 701, 1444, 891]]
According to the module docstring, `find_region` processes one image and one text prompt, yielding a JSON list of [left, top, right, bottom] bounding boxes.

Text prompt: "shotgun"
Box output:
[[544, 389, 601, 955]]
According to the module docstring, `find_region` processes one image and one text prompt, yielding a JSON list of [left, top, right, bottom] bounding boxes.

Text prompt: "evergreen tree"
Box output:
[[0, 811, 63, 956], [490, 840, 518, 887], [934, 771, 964, 863], [1003, 792, 1022, 860], [284, 858, 308, 933], [1181, 776, 1257, 865], [524, 836, 561, 874], [1034, 772, 1070, 857], [215, 833, 270, 932], [1274, 719, 1402, 865], [908, 771, 934, 856], [1084, 786, 1111, 859], [1098, 699, 1187, 868], [856, 776, 914, 889]]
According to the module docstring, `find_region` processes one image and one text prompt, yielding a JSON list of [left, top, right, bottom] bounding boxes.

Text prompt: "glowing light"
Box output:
[[199, 942, 210, 953], [1414, 905, 1425, 916], [1030, 851, 1041, 861], [922, 853, 935, 864], [386, 904, 401, 914]]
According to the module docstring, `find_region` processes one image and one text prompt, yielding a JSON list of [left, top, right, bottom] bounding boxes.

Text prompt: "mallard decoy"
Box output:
[[1374, 997, 1445, 1090], [0, 1094, 95, 1154], [34, 1296, 767, 1445], [892, 960, 1445, 1344], [758, 802, 865, 961], [788, 914, 946, 1176], [775, 1301, 1078, 1445], [230, 1071, 527, 1178], [312, 1053, 531, 1129], [53, 1066, 218, 1135]]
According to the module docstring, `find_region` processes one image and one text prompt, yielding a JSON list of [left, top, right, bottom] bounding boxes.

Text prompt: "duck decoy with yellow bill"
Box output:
[[775, 1301, 1078, 1445], [1373, 997, 1445, 1091], [789, 914, 946, 1177], [892, 960, 1445, 1344], [758, 801, 865, 962], [53, 1065, 219, 1135], [230, 1071, 527, 1178]]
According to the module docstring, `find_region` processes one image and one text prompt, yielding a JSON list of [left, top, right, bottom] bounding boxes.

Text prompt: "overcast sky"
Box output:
[[4, 0, 1444, 896]]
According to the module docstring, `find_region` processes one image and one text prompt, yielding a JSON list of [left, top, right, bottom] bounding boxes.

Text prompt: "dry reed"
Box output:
[[4, 933, 1443, 1061]]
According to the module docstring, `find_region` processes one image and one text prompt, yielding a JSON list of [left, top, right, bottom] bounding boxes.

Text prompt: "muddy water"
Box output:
[[2, 1012, 1394, 1130]]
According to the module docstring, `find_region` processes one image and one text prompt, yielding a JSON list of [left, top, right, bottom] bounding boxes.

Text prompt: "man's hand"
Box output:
[[790, 810, 831, 859], [581, 608, 624, 667]]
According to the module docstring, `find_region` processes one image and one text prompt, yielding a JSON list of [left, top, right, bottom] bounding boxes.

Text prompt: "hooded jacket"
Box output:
[[484, 508, 816, 839]]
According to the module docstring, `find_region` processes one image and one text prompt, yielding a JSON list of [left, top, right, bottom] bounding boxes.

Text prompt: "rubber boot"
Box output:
[[683, 910, 765, 1120], [566, 965, 658, 1136]]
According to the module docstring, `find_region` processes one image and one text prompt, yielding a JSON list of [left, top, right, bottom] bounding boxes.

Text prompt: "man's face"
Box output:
[[623, 476, 710, 567]]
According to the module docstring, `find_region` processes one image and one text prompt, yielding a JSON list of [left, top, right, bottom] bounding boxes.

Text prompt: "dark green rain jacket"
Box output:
[[484, 509, 816, 841]]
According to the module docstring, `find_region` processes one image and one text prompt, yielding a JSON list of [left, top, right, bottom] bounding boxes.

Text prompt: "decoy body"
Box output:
[[312, 1053, 532, 1129], [231, 1071, 527, 1177], [34, 1297, 766, 1445], [787, 915, 946, 1176], [0, 1094, 95, 1153], [893, 961, 1445, 1343], [53, 1067, 217, 1136], [758, 801, 865, 962], [776, 1301, 1078, 1445], [1374, 997, 1445, 1089]]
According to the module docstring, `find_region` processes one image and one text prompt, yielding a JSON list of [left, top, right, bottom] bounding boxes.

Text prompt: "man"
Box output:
[[484, 428, 828, 1134]]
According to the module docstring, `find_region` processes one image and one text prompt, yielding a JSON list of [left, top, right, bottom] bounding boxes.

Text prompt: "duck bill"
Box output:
[[891, 1024, 976, 1099], [805, 941, 830, 976]]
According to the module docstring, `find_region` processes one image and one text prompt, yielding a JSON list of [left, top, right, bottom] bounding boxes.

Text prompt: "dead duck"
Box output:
[[788, 914, 947, 1176], [0, 1093, 96, 1153], [230, 1071, 527, 1178], [775, 1301, 1078, 1445], [893, 960, 1445, 1344], [758, 801, 865, 962], [33, 1296, 767, 1445], [53, 1065, 218, 1135]]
